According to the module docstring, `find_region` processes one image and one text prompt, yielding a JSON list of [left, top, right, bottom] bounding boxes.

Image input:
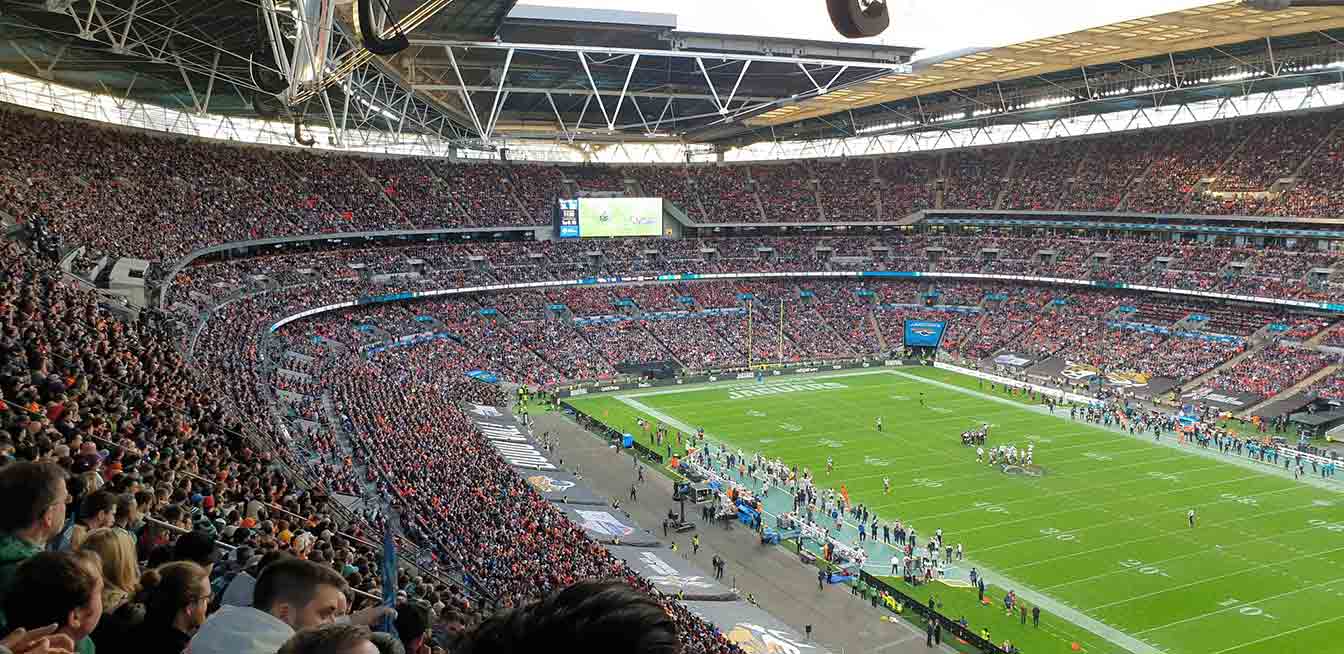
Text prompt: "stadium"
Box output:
[[2, 0, 1344, 653]]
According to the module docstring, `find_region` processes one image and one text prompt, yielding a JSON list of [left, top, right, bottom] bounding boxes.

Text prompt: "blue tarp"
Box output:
[[466, 370, 500, 384]]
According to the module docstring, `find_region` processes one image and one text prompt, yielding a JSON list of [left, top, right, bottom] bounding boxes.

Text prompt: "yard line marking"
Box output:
[[1205, 613, 1344, 654], [1094, 554, 1344, 615]]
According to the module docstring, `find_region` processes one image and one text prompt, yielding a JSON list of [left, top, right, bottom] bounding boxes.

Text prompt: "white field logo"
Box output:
[[728, 381, 847, 400]]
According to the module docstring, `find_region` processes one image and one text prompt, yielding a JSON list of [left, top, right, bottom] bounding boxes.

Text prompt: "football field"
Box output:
[[568, 367, 1344, 654]]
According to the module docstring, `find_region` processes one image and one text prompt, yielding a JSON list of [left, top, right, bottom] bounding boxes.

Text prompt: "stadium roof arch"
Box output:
[[0, 0, 1342, 160]]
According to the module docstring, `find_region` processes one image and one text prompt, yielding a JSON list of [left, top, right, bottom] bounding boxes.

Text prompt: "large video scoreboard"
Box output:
[[555, 198, 663, 238]]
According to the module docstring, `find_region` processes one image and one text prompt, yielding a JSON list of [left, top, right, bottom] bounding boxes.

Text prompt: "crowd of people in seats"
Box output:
[[1000, 142, 1084, 211], [817, 158, 879, 221], [688, 166, 760, 223], [1204, 344, 1339, 399], [752, 164, 821, 222], [9, 106, 1344, 269], [332, 355, 743, 654], [941, 149, 1012, 209], [874, 156, 936, 217], [0, 238, 498, 654], [1068, 329, 1243, 381]]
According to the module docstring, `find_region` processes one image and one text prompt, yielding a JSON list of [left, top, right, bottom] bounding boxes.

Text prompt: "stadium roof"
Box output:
[[0, 1, 1342, 150]]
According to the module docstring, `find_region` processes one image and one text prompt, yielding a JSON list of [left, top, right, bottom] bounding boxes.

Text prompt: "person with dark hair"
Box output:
[[393, 601, 430, 654], [2, 551, 102, 654], [276, 624, 377, 654], [58, 491, 117, 552], [453, 581, 678, 654], [123, 561, 211, 654], [0, 462, 69, 629], [170, 531, 219, 575], [368, 631, 406, 654], [189, 558, 389, 654]]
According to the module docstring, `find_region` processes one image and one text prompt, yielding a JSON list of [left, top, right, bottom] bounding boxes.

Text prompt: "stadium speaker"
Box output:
[[294, 120, 316, 147], [356, 0, 409, 56], [827, 0, 890, 38]]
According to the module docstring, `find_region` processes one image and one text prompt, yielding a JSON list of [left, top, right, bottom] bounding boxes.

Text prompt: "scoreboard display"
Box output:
[[903, 320, 948, 349], [555, 198, 662, 239]]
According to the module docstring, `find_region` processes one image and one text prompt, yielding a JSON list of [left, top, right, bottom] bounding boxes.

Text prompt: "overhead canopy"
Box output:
[[747, 1, 1344, 128]]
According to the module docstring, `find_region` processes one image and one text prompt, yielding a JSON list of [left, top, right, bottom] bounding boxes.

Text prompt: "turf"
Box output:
[[568, 367, 1344, 654]]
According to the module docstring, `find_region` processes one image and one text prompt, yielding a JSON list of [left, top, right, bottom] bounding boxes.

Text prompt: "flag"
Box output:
[[381, 529, 399, 637]]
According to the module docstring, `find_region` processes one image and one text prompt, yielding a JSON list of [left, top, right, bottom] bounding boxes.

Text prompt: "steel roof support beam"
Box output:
[[578, 51, 613, 131], [116, 0, 138, 53], [201, 50, 220, 116], [611, 53, 640, 131], [411, 84, 779, 103], [695, 57, 724, 112], [445, 46, 485, 140], [545, 92, 574, 143], [484, 48, 514, 140], [408, 39, 912, 73]]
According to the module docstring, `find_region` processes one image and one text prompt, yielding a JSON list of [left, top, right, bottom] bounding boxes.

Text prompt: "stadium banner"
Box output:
[[1027, 357, 1179, 397], [523, 469, 607, 507], [681, 600, 832, 654], [1181, 386, 1264, 411], [559, 505, 661, 546], [462, 403, 614, 505], [463, 403, 557, 471], [465, 370, 500, 384], [990, 352, 1035, 369], [607, 545, 737, 601], [903, 320, 947, 348]]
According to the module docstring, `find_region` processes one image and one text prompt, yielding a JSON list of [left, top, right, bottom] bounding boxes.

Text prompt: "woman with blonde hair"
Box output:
[[82, 527, 145, 651]]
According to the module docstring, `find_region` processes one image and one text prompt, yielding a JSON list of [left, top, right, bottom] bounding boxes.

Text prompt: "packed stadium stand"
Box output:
[[7, 3, 1344, 652]]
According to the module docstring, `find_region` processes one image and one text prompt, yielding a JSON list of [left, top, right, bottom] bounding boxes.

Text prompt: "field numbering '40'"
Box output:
[[1218, 598, 1277, 620], [1040, 527, 1079, 542], [1119, 559, 1171, 578]]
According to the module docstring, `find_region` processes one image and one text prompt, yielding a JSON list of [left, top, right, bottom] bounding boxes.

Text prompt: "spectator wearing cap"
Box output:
[[2, 551, 103, 654], [189, 558, 390, 654], [220, 550, 287, 608], [126, 561, 212, 654], [58, 491, 117, 552], [0, 462, 70, 629]]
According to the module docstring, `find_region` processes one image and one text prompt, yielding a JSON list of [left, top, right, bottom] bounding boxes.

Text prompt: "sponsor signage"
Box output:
[[993, 353, 1033, 368], [727, 381, 847, 400], [465, 404, 556, 471], [608, 545, 736, 600], [682, 601, 828, 654], [1182, 387, 1261, 409]]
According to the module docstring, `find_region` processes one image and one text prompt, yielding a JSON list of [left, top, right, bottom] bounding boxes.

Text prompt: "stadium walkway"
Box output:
[[533, 410, 943, 654]]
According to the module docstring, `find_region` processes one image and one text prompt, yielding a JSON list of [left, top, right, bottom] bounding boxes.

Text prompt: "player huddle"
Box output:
[[977, 442, 1034, 467]]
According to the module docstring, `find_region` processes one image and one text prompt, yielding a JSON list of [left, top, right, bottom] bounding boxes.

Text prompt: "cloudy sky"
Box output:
[[521, 0, 1214, 60]]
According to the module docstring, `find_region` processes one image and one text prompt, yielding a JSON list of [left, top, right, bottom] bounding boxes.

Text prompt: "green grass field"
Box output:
[[569, 367, 1344, 654]]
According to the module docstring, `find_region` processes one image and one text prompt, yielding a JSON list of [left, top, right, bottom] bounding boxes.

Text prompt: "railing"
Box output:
[[859, 570, 1007, 654]]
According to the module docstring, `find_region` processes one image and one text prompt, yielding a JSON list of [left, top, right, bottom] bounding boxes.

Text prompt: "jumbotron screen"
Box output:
[[555, 197, 663, 238]]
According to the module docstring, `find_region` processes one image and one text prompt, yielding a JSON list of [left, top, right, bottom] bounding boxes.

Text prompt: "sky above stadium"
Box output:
[[522, 0, 1213, 60]]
